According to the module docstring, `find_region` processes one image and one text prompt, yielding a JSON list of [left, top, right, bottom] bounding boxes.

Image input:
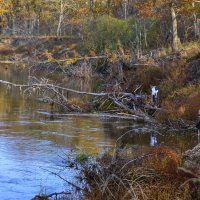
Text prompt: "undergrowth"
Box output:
[[81, 145, 199, 200]]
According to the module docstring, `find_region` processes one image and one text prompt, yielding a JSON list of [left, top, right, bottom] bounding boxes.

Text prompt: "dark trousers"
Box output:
[[152, 95, 157, 106]]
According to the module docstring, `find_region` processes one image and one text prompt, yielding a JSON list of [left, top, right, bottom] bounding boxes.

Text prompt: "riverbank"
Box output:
[[32, 143, 200, 200], [84, 144, 200, 200], [0, 38, 200, 126]]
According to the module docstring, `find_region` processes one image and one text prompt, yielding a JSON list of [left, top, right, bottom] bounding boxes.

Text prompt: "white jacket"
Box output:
[[151, 86, 158, 96]]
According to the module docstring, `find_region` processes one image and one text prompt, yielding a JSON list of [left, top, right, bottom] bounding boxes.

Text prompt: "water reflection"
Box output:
[[150, 132, 157, 147]]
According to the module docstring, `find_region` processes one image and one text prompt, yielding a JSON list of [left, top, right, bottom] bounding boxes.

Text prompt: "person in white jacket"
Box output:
[[151, 86, 159, 107]]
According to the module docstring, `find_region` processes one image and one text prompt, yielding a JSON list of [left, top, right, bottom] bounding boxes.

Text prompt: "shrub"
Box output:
[[136, 66, 166, 91], [185, 54, 200, 83], [146, 146, 180, 174], [182, 92, 200, 120], [76, 152, 89, 163], [146, 19, 164, 48], [82, 15, 135, 52], [82, 146, 192, 200], [157, 84, 200, 121]]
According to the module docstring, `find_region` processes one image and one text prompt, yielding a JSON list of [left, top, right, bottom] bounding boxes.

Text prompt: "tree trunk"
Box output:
[[89, 0, 94, 11], [57, 0, 64, 36], [171, 5, 181, 51], [144, 24, 148, 48], [124, 0, 127, 20], [192, 2, 199, 39]]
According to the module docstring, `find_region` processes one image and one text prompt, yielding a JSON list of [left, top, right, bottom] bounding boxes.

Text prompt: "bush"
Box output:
[[147, 146, 179, 174], [136, 66, 166, 91], [157, 84, 200, 121], [182, 92, 200, 120], [82, 15, 135, 52], [82, 146, 193, 200], [81, 15, 168, 53]]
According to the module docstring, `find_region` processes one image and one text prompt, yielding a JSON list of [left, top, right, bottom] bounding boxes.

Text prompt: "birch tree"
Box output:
[[57, 0, 64, 36], [136, 0, 190, 51]]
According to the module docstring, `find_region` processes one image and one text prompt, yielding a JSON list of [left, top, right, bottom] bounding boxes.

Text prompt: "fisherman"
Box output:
[[151, 85, 159, 107]]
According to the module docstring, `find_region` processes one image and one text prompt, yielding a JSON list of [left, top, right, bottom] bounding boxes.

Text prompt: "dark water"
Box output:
[[0, 65, 198, 200]]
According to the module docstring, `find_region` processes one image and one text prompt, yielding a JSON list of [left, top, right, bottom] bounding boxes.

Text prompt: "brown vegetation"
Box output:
[[135, 66, 166, 91], [82, 146, 199, 200], [0, 45, 14, 55], [157, 85, 200, 121]]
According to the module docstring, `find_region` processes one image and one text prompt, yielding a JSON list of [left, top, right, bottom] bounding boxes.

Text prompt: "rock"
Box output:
[[183, 144, 200, 175]]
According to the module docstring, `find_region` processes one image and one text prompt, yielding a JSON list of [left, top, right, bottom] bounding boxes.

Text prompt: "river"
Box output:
[[0, 65, 198, 200]]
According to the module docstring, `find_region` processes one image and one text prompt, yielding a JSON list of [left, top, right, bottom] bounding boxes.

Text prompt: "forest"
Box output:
[[0, 0, 199, 50]]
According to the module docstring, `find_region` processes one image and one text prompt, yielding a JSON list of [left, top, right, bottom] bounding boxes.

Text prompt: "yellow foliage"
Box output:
[[21, 63, 26, 69], [0, 9, 8, 15], [45, 51, 53, 62], [47, 55, 53, 62], [64, 58, 77, 65]]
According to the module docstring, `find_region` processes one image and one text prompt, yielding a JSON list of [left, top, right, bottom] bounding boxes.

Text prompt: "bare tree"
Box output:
[[171, 3, 181, 51], [57, 0, 64, 36]]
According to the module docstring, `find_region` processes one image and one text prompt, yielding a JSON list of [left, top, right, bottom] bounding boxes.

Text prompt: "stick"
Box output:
[[32, 191, 71, 200], [42, 168, 83, 191]]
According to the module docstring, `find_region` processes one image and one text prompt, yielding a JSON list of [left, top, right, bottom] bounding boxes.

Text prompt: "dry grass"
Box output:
[[181, 42, 200, 59], [82, 146, 198, 200], [0, 45, 14, 55], [136, 66, 166, 91], [75, 62, 93, 79], [68, 97, 91, 111], [157, 84, 200, 121]]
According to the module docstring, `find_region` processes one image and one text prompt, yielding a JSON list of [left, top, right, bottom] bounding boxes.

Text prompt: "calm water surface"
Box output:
[[0, 65, 198, 200]]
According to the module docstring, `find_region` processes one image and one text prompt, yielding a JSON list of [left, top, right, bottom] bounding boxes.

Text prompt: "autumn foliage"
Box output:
[[146, 146, 180, 174]]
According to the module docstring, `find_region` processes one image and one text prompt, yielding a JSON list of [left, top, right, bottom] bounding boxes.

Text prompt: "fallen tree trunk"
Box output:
[[0, 79, 135, 97], [37, 111, 146, 121], [0, 79, 157, 123]]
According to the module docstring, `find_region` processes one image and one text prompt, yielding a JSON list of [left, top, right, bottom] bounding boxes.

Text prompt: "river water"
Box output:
[[0, 65, 198, 200]]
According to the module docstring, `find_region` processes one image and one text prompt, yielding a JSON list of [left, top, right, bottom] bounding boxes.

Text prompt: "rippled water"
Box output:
[[0, 65, 198, 200]]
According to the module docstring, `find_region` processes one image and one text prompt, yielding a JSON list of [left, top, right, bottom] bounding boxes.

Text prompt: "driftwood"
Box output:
[[32, 191, 71, 200], [0, 79, 136, 97], [108, 95, 156, 122], [0, 79, 156, 123], [37, 111, 145, 121]]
